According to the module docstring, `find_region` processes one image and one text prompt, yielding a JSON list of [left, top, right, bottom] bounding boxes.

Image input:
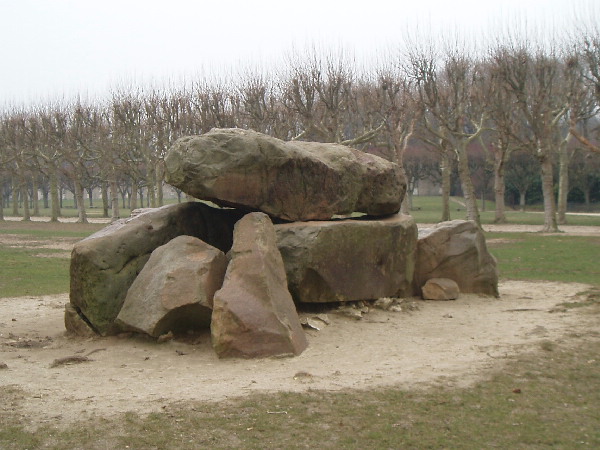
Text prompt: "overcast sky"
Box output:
[[0, 0, 597, 107]]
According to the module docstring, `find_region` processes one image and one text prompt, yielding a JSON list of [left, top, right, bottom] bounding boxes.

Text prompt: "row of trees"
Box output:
[[1, 33, 600, 230]]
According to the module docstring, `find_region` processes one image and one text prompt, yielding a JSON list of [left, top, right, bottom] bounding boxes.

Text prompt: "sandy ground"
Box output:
[[1, 283, 599, 428], [1, 220, 599, 428]]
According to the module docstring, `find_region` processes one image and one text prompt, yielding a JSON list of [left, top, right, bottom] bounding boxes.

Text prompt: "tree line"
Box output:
[[1, 33, 600, 231]]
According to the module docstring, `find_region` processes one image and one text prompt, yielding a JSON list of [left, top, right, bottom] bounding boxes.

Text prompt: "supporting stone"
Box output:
[[274, 214, 417, 303], [414, 220, 499, 297], [69, 202, 244, 336], [211, 213, 308, 358], [116, 236, 228, 338]]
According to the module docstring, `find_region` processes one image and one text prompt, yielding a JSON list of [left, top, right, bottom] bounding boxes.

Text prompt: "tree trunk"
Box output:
[[557, 142, 569, 225], [539, 154, 558, 232], [456, 145, 481, 226], [519, 191, 527, 212], [74, 178, 88, 224], [440, 150, 451, 222], [50, 166, 60, 222], [139, 187, 144, 209], [110, 177, 120, 222], [101, 182, 109, 218], [0, 176, 4, 221], [156, 161, 164, 207], [493, 153, 506, 223], [130, 178, 138, 211], [148, 171, 157, 208], [32, 176, 39, 216], [584, 188, 590, 207], [12, 177, 19, 216], [398, 166, 411, 216], [20, 175, 31, 222], [42, 186, 49, 209], [87, 188, 94, 208]]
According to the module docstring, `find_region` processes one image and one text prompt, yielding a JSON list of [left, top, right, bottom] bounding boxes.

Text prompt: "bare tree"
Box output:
[[505, 150, 541, 211], [364, 65, 418, 213], [569, 28, 600, 154], [491, 44, 568, 232], [407, 46, 488, 226]]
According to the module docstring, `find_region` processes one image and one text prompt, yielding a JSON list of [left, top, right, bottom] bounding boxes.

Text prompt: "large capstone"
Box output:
[[211, 212, 308, 358], [165, 128, 406, 221], [274, 214, 417, 303], [115, 235, 228, 338], [414, 220, 499, 297], [69, 202, 244, 336]]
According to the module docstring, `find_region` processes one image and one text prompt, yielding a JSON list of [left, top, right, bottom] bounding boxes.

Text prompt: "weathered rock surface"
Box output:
[[274, 214, 417, 303], [69, 202, 244, 336], [211, 212, 308, 358], [115, 236, 228, 337], [414, 220, 499, 297], [165, 128, 406, 221], [422, 278, 460, 300], [64, 304, 97, 337]]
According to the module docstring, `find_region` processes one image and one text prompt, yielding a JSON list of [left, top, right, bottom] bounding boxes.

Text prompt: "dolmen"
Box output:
[[67, 128, 498, 359]]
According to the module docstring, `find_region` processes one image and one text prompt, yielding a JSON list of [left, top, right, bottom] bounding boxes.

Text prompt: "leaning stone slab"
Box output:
[[414, 220, 499, 297], [274, 214, 417, 303], [422, 278, 460, 300], [165, 128, 406, 221], [115, 235, 227, 338], [64, 304, 97, 338], [211, 212, 308, 358], [69, 202, 244, 336]]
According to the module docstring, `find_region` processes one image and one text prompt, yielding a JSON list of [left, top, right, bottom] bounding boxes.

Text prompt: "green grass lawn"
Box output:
[[1, 208, 599, 449], [0, 247, 71, 297], [410, 196, 600, 226], [0, 221, 105, 297], [487, 232, 600, 285]]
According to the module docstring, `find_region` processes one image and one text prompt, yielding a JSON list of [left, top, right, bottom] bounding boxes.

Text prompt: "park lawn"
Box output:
[[0, 246, 71, 297], [1, 218, 599, 448], [0, 221, 105, 297], [410, 196, 600, 226], [487, 232, 600, 285]]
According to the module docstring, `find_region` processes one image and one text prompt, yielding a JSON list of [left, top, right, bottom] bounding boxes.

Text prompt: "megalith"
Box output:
[[116, 235, 228, 337], [68, 202, 244, 336], [274, 214, 417, 303], [414, 220, 499, 297], [211, 212, 308, 358], [165, 128, 406, 221]]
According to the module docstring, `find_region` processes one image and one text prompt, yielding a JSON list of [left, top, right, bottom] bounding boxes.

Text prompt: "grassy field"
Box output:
[[1, 207, 599, 448], [0, 221, 105, 297], [410, 196, 600, 226], [487, 232, 600, 285]]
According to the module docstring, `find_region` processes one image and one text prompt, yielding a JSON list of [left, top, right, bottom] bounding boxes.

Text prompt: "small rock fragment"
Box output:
[[422, 278, 460, 300]]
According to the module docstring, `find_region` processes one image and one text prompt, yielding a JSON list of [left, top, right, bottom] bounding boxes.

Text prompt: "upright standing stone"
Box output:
[[165, 128, 405, 221], [414, 220, 499, 297], [211, 213, 308, 358]]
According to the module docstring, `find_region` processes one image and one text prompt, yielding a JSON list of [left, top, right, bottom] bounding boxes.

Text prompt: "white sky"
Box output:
[[0, 0, 597, 106]]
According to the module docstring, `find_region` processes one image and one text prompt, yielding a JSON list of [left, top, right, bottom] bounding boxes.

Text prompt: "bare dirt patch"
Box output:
[[0, 234, 78, 252], [1, 281, 599, 429]]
